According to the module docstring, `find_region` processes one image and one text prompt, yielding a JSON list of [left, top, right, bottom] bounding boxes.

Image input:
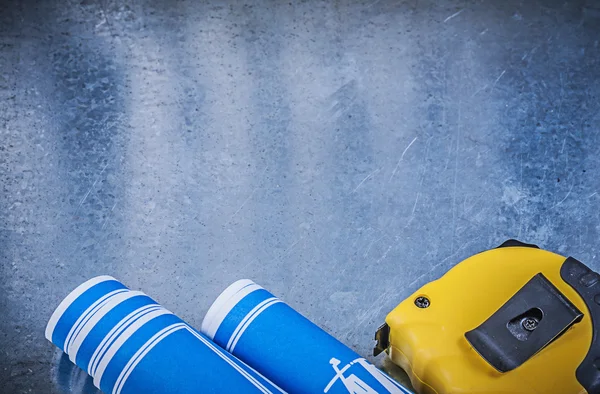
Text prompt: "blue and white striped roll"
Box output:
[[46, 276, 285, 394], [201, 279, 412, 394]]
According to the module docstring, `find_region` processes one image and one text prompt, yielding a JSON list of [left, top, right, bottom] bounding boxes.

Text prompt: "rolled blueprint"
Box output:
[[201, 279, 412, 394], [45, 276, 284, 394]]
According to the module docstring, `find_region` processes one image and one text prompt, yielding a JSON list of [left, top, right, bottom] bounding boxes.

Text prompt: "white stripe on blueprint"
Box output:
[[201, 279, 255, 338], [93, 308, 172, 388], [69, 291, 146, 363], [112, 324, 284, 394], [64, 289, 129, 355], [226, 297, 282, 352], [201, 280, 263, 340], [113, 323, 187, 394], [88, 304, 160, 375], [45, 275, 118, 341], [186, 326, 284, 394]]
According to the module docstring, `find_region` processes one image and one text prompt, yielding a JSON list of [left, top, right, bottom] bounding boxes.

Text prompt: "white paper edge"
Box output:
[[201, 279, 259, 339], [45, 275, 118, 342]]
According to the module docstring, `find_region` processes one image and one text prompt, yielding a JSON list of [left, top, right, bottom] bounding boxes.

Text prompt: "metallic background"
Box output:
[[2, 0, 600, 392]]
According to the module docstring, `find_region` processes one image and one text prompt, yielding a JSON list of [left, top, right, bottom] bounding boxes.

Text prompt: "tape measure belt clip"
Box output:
[[465, 272, 583, 372]]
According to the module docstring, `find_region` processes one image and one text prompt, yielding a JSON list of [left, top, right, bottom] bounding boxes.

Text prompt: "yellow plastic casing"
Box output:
[[385, 246, 592, 394]]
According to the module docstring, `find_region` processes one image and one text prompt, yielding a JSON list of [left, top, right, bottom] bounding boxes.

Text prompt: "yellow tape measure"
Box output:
[[374, 240, 600, 394]]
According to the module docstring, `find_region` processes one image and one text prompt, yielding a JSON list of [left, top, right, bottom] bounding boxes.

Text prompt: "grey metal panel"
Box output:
[[1, 0, 599, 392]]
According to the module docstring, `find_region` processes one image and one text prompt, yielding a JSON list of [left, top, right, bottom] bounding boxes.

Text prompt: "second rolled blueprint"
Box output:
[[202, 279, 411, 394]]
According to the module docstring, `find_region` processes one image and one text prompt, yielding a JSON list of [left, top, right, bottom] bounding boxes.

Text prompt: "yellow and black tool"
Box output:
[[374, 240, 600, 394]]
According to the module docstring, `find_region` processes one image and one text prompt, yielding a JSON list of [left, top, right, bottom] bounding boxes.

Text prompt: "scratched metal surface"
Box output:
[[1, 0, 600, 392]]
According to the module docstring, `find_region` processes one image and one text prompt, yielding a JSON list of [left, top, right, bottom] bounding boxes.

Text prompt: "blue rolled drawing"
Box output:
[[202, 279, 412, 394], [46, 276, 284, 394]]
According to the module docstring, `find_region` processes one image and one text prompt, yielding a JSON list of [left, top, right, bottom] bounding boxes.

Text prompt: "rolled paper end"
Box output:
[[44, 276, 283, 394], [201, 279, 261, 339], [45, 275, 118, 343]]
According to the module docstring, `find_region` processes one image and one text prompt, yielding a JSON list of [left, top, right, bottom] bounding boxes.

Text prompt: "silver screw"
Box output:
[[522, 317, 539, 331], [415, 296, 430, 308]]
